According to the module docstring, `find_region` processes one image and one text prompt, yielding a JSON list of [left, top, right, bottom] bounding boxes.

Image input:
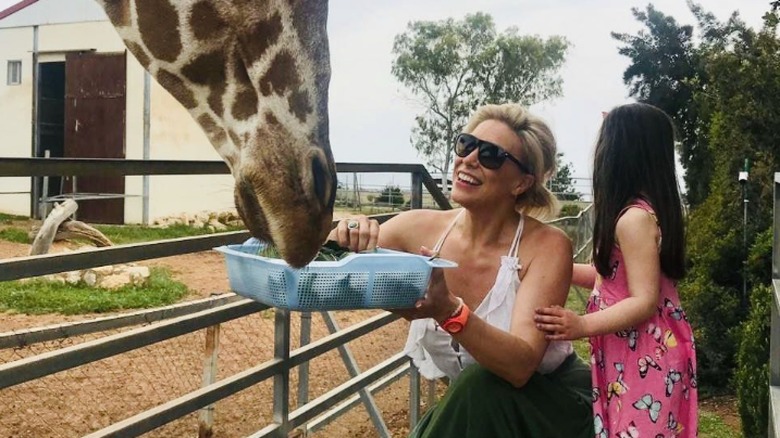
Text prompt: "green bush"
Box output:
[[735, 283, 771, 438], [375, 185, 405, 207], [558, 203, 582, 218]]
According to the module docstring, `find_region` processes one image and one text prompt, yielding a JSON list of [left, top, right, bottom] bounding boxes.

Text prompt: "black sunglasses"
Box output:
[[454, 133, 533, 174]]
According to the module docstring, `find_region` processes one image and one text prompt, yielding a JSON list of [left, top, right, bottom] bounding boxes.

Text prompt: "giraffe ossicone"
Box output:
[[96, 0, 337, 267]]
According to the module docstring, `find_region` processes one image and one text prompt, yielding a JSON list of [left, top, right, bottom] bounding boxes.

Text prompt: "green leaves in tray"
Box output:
[[258, 240, 353, 262]]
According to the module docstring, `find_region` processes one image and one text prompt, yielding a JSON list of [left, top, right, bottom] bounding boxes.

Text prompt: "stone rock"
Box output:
[[101, 273, 131, 289], [82, 270, 98, 287]]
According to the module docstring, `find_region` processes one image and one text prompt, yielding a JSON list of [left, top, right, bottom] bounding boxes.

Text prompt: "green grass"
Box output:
[[94, 223, 244, 245], [0, 227, 29, 244], [0, 212, 27, 224], [565, 285, 591, 360], [0, 267, 188, 315], [699, 410, 742, 437]]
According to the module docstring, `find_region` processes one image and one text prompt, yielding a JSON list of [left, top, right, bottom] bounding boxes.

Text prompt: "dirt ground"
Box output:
[[0, 220, 743, 437]]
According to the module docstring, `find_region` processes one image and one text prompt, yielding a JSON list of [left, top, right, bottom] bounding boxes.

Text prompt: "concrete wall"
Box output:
[[0, 17, 234, 223], [0, 25, 34, 216]]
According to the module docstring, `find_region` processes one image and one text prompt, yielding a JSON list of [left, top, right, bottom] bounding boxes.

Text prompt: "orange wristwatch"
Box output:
[[440, 297, 471, 334]]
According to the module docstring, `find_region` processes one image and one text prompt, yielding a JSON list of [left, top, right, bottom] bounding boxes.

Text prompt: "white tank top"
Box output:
[[403, 209, 573, 381]]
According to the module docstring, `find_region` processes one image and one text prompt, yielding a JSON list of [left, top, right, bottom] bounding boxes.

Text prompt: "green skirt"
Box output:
[[409, 353, 593, 438]]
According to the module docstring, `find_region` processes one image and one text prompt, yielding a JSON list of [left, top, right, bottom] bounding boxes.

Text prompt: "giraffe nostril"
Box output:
[[310, 153, 333, 209]]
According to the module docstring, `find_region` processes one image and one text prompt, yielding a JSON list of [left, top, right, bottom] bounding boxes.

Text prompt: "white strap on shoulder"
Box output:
[[433, 209, 464, 252], [508, 214, 525, 258]]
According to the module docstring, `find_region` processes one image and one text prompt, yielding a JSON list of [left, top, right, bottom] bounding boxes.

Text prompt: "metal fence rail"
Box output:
[[770, 172, 780, 436]]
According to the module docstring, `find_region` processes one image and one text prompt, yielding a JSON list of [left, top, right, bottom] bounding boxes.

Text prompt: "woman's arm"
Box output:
[[327, 209, 442, 253], [534, 208, 661, 339], [417, 226, 573, 388], [572, 263, 596, 289]]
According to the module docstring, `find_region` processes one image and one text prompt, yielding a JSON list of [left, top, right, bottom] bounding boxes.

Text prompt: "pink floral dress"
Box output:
[[587, 200, 697, 438]]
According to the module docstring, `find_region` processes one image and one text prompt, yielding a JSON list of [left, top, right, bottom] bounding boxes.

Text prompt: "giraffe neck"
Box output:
[[98, 0, 331, 174], [97, 0, 337, 267]]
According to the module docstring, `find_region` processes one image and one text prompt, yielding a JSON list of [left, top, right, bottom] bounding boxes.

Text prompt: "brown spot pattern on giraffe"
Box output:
[[156, 69, 197, 109], [197, 114, 227, 145], [259, 51, 301, 96], [136, 0, 182, 63], [182, 51, 227, 115], [189, 1, 227, 41], [231, 49, 258, 120], [126, 42, 151, 68], [242, 12, 283, 65], [103, 1, 131, 27], [288, 89, 312, 122]]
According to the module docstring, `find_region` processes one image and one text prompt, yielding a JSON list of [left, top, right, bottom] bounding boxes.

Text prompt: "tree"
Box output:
[[550, 153, 581, 201], [375, 185, 405, 207], [611, 2, 746, 207], [611, 4, 708, 206], [391, 13, 569, 196]]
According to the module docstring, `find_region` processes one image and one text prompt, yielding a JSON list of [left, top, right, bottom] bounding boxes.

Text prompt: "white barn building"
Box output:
[[0, 0, 234, 224]]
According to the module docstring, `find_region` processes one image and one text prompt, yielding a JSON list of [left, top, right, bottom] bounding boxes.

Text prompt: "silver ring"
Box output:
[[347, 220, 360, 230]]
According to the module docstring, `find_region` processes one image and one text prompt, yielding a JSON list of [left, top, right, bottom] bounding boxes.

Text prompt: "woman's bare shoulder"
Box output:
[[525, 217, 571, 247]]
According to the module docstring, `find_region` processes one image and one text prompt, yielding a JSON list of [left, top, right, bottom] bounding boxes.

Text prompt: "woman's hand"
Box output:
[[394, 246, 460, 322], [533, 305, 588, 341], [331, 215, 379, 252]]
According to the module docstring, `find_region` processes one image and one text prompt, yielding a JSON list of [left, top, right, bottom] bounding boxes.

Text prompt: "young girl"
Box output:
[[534, 103, 697, 437]]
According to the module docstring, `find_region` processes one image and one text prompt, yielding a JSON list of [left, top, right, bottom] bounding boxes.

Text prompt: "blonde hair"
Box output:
[[464, 103, 559, 220]]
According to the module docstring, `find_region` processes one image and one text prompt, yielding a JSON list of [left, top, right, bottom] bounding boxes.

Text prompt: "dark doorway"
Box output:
[[36, 61, 65, 201], [63, 52, 127, 224]]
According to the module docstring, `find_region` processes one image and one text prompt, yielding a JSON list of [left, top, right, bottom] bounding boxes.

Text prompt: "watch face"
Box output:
[[445, 322, 464, 334]]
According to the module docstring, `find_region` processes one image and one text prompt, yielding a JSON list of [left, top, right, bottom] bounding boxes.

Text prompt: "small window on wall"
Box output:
[[7, 60, 21, 85]]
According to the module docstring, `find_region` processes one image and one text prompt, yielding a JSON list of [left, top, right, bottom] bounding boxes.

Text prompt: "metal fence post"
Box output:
[[298, 312, 311, 408], [411, 172, 423, 210], [198, 324, 220, 438], [409, 361, 420, 430], [273, 310, 291, 437]]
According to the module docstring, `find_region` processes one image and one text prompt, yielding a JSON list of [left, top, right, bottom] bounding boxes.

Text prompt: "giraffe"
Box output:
[[94, 0, 337, 267]]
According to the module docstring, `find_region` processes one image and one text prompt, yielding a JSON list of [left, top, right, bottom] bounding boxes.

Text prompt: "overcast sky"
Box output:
[[0, 0, 771, 193]]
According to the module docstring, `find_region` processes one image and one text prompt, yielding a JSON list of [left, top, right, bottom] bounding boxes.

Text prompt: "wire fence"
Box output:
[[0, 307, 412, 437]]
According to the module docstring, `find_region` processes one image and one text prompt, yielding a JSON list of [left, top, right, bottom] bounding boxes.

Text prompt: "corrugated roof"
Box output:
[[0, 0, 39, 21]]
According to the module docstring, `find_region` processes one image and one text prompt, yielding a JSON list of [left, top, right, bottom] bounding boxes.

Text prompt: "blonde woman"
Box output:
[[329, 104, 592, 437]]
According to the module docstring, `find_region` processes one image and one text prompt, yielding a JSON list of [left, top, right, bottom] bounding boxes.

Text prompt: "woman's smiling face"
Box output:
[[451, 119, 529, 207]]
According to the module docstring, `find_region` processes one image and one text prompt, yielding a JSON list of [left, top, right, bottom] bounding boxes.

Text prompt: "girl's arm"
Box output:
[[423, 226, 573, 387], [572, 263, 596, 289], [534, 208, 660, 339]]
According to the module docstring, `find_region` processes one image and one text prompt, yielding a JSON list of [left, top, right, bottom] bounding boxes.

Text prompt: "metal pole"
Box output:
[[743, 182, 748, 307], [31, 25, 40, 219], [409, 362, 420, 430], [297, 312, 311, 408], [198, 324, 220, 438], [273, 310, 291, 437], [142, 71, 151, 225]]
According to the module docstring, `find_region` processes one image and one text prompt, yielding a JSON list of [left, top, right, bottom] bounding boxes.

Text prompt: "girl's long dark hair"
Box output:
[[592, 103, 686, 280]]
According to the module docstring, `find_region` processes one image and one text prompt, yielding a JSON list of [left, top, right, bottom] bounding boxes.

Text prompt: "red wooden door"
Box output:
[[63, 52, 126, 224]]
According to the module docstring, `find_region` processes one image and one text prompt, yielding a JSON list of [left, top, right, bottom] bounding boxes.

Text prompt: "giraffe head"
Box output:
[[98, 0, 337, 267]]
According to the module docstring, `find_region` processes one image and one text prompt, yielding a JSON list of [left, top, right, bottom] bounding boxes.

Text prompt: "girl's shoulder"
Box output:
[[615, 206, 660, 245]]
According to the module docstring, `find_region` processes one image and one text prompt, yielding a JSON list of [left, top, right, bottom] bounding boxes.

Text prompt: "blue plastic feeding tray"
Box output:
[[216, 238, 458, 311]]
